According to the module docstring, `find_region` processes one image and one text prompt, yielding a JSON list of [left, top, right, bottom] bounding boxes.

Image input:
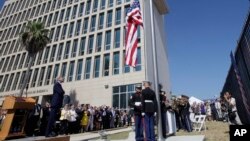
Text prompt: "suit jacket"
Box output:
[[51, 82, 65, 108]]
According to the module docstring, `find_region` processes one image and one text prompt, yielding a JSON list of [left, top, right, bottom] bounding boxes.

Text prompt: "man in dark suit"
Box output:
[[45, 76, 65, 137]]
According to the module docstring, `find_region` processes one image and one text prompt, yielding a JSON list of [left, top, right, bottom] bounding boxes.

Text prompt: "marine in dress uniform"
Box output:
[[129, 85, 143, 141], [141, 81, 157, 141]]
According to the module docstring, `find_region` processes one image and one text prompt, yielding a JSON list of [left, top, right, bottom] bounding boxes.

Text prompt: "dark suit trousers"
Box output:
[[45, 108, 59, 136]]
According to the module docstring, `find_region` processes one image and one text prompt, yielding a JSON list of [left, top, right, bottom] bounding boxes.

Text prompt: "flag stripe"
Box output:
[[125, 0, 143, 67]]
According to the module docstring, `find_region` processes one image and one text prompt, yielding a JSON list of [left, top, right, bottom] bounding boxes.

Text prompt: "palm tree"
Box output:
[[19, 21, 50, 97]]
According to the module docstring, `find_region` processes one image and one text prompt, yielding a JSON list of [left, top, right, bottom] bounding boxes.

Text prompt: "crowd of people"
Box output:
[[24, 101, 133, 137], [171, 91, 242, 133], [0, 76, 242, 141]]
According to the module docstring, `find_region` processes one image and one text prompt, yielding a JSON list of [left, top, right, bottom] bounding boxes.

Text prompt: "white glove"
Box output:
[[142, 112, 145, 116], [154, 112, 157, 116]]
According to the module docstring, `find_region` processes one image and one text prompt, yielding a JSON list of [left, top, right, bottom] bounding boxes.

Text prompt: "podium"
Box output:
[[0, 96, 36, 140]]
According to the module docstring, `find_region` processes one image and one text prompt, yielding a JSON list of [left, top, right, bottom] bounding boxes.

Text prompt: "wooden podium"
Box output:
[[0, 96, 36, 141]]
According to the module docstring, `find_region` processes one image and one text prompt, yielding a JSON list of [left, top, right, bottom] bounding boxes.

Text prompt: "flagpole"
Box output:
[[149, 0, 164, 140]]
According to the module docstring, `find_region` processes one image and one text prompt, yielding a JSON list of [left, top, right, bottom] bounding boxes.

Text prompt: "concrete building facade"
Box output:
[[0, 0, 170, 108]]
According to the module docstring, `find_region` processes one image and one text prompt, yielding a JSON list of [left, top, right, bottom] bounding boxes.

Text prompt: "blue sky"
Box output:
[[166, 0, 249, 99], [0, 1, 249, 100]]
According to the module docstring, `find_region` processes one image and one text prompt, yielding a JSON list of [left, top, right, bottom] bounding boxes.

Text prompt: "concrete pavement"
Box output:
[[9, 127, 205, 141]]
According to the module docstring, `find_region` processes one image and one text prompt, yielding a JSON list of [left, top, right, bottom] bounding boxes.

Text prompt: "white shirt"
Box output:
[[229, 97, 237, 112]]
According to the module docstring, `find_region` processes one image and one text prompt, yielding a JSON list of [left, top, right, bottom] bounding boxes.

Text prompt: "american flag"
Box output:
[[125, 0, 143, 67], [230, 51, 250, 116]]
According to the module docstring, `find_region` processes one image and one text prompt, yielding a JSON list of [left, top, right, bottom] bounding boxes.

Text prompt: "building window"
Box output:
[[45, 65, 52, 85], [113, 52, 120, 75], [68, 22, 74, 38], [63, 0, 68, 6], [88, 35, 94, 54], [65, 7, 71, 21], [57, 43, 64, 61], [7, 56, 15, 71], [84, 57, 91, 79], [31, 68, 39, 87], [100, 0, 106, 10], [41, 3, 46, 14], [50, 45, 57, 62], [11, 72, 20, 90], [49, 28, 55, 42], [86, 0, 91, 15], [79, 37, 86, 56], [108, 0, 113, 7], [71, 39, 78, 57], [72, 5, 78, 19], [37, 67, 45, 86], [117, 0, 122, 5], [47, 13, 53, 26], [64, 41, 71, 59], [36, 51, 43, 65], [2, 57, 10, 72], [13, 54, 20, 70], [19, 53, 26, 69], [94, 56, 100, 78], [105, 30, 111, 50], [68, 61, 75, 82], [55, 26, 61, 41], [124, 5, 130, 22], [5, 73, 14, 92], [61, 24, 68, 39], [79, 2, 84, 17], [61, 62, 67, 78], [91, 0, 97, 13], [98, 13, 104, 29], [115, 8, 121, 25], [103, 54, 110, 76], [75, 20, 81, 36], [42, 16, 47, 25], [52, 64, 60, 84], [76, 59, 83, 80], [114, 28, 120, 48], [107, 10, 113, 27], [53, 11, 59, 25], [112, 84, 138, 109], [51, 0, 57, 11], [90, 15, 96, 32], [96, 33, 102, 52], [57, 0, 62, 8], [43, 47, 50, 64], [83, 18, 89, 34], [18, 71, 26, 89], [135, 47, 141, 71], [0, 74, 9, 92], [123, 50, 130, 73], [59, 9, 65, 23]]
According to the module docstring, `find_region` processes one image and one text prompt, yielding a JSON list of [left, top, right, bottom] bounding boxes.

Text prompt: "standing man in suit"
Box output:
[[141, 81, 157, 141], [45, 76, 65, 137]]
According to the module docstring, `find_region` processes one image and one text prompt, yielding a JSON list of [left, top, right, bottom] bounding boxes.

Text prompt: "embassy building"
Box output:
[[0, 0, 170, 108]]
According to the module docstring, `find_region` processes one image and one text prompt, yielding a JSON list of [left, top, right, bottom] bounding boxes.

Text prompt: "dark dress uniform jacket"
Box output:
[[141, 87, 157, 114], [51, 82, 65, 108], [129, 92, 142, 115]]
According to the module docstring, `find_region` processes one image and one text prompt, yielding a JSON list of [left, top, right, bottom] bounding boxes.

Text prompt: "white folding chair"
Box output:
[[193, 115, 206, 132]]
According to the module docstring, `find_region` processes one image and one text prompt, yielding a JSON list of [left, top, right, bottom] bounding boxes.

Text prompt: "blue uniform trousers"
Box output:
[[144, 114, 155, 141], [134, 115, 144, 141]]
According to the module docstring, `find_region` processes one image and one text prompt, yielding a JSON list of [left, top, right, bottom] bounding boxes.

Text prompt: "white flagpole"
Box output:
[[149, 0, 164, 140]]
